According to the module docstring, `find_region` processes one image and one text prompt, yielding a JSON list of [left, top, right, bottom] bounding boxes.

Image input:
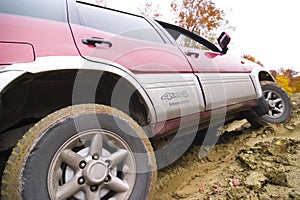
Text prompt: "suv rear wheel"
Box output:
[[1, 104, 156, 200]]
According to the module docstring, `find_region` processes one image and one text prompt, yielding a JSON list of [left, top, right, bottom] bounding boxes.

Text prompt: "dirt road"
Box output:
[[155, 94, 300, 200]]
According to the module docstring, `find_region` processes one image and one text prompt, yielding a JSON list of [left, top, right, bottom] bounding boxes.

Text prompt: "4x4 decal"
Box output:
[[161, 90, 189, 101]]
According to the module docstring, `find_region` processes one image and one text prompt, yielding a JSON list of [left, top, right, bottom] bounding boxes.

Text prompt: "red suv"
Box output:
[[0, 0, 291, 199]]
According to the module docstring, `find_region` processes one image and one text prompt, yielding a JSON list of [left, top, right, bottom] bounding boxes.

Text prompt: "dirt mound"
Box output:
[[155, 94, 300, 200]]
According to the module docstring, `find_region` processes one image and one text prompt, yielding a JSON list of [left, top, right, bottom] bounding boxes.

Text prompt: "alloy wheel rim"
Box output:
[[263, 90, 285, 119], [48, 129, 136, 200]]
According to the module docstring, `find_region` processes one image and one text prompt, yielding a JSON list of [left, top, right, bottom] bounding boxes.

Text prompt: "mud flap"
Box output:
[[253, 96, 268, 116]]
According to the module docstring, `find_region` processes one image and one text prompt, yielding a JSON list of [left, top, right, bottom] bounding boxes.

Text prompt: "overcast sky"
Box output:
[[216, 0, 300, 71], [104, 0, 300, 71]]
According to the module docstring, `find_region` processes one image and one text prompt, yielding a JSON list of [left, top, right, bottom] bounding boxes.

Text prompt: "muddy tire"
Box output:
[[247, 81, 292, 128], [0, 104, 156, 200]]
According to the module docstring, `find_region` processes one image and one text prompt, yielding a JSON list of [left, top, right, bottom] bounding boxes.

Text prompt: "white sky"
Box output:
[[216, 0, 300, 71], [102, 0, 300, 71]]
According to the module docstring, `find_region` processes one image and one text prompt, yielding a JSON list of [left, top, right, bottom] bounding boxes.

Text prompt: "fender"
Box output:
[[250, 65, 275, 97], [0, 56, 157, 123]]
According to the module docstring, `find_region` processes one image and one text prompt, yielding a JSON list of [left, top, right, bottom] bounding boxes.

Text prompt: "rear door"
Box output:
[[67, 1, 205, 122]]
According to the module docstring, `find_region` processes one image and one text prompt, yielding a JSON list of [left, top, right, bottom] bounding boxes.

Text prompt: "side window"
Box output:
[[76, 2, 164, 43], [165, 27, 208, 50], [0, 0, 66, 22]]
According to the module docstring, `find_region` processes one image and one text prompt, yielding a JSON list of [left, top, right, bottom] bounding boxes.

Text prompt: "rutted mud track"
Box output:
[[155, 94, 300, 200]]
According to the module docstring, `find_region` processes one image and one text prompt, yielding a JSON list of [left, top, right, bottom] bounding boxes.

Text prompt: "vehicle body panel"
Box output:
[[196, 73, 257, 110], [0, 14, 78, 65], [135, 73, 204, 122], [69, 24, 193, 73]]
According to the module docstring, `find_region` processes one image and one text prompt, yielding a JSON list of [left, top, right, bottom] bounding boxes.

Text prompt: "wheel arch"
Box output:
[[250, 67, 276, 98], [258, 70, 276, 82], [0, 58, 156, 149]]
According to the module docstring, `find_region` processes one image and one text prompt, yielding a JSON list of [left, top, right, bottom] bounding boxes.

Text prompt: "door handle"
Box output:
[[82, 38, 113, 48], [185, 51, 199, 58]]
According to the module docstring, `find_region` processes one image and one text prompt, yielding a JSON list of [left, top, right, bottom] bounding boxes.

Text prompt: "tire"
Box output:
[[0, 149, 12, 184], [1, 104, 156, 200], [247, 81, 292, 128]]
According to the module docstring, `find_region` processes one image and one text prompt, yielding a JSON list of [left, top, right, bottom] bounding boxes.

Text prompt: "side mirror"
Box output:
[[217, 32, 231, 54]]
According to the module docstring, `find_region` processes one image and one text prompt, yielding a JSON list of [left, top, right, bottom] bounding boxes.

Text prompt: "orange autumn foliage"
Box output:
[[276, 75, 294, 95], [138, 0, 162, 18], [170, 0, 224, 37], [270, 68, 299, 95], [293, 76, 300, 93], [242, 55, 264, 67]]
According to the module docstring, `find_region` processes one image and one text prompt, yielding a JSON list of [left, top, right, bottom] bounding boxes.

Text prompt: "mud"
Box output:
[[155, 93, 300, 200]]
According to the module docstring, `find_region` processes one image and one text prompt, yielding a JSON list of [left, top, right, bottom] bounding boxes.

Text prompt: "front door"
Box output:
[[159, 21, 257, 110]]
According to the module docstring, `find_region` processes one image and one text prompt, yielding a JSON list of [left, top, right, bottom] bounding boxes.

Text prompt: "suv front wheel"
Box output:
[[247, 81, 292, 128]]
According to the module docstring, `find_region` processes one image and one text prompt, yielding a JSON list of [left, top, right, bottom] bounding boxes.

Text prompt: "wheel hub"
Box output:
[[268, 100, 276, 108], [83, 160, 108, 185]]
